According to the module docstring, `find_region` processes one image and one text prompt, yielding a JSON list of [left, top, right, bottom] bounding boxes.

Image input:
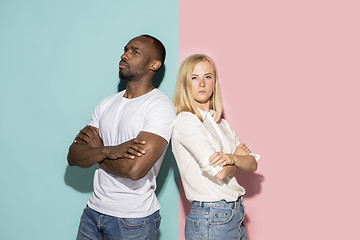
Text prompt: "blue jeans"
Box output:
[[185, 197, 247, 240], [76, 206, 161, 240]]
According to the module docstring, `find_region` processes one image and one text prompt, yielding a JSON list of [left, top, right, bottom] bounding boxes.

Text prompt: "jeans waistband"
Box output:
[[192, 196, 243, 208]]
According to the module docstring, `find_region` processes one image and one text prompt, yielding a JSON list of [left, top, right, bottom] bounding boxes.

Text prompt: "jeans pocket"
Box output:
[[209, 208, 234, 225], [120, 217, 149, 228], [185, 216, 199, 240], [154, 215, 161, 229]]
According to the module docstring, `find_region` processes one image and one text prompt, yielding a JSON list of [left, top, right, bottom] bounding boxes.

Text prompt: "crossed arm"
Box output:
[[210, 143, 258, 180], [67, 126, 168, 180]]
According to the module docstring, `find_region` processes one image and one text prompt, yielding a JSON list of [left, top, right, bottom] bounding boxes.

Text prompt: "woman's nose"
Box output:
[[199, 78, 205, 87]]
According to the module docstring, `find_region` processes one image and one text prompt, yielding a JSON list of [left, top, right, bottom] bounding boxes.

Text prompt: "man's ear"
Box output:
[[150, 60, 162, 71]]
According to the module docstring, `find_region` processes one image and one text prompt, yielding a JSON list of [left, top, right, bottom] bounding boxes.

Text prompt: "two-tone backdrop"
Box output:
[[1, 0, 359, 239]]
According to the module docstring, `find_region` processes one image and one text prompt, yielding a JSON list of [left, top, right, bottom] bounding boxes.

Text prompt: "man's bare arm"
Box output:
[[100, 131, 168, 181], [67, 126, 145, 168]]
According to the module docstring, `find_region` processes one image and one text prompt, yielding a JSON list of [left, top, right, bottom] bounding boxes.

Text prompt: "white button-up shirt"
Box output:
[[171, 109, 260, 202]]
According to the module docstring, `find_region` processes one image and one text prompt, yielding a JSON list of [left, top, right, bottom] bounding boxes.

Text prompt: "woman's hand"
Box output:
[[209, 152, 235, 167], [208, 143, 257, 172], [235, 143, 251, 155]]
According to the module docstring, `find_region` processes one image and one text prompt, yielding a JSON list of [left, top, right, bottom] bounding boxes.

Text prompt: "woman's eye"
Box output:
[[192, 76, 197, 80]]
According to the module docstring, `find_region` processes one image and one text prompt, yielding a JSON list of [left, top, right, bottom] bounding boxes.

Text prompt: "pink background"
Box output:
[[179, 0, 360, 239]]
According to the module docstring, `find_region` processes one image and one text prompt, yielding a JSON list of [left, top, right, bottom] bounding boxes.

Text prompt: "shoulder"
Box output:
[[94, 91, 124, 112], [175, 112, 199, 123], [98, 91, 124, 106], [142, 90, 176, 123], [149, 89, 171, 102], [147, 89, 174, 110], [173, 112, 202, 132]]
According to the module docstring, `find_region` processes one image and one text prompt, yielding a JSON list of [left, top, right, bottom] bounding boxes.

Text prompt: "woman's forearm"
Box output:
[[233, 154, 258, 171], [214, 165, 237, 180]]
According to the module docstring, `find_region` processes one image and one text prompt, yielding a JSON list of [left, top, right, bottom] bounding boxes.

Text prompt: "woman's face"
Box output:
[[190, 60, 215, 111]]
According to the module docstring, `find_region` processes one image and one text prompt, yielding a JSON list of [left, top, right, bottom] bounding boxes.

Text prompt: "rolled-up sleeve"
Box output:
[[172, 113, 222, 177]]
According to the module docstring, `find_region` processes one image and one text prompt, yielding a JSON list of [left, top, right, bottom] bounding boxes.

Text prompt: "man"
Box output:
[[67, 34, 176, 240]]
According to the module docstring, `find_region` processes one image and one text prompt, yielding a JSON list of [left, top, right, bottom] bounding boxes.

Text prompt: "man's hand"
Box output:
[[100, 131, 168, 180], [68, 125, 146, 168], [105, 139, 146, 160], [74, 125, 146, 160], [74, 126, 103, 148]]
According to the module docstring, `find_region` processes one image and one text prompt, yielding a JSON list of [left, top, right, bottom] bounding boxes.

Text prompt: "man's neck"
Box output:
[[124, 77, 154, 99]]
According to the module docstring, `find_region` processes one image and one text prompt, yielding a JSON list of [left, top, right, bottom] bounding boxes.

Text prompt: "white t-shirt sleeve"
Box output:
[[142, 98, 176, 143], [172, 113, 223, 177], [88, 94, 116, 128]]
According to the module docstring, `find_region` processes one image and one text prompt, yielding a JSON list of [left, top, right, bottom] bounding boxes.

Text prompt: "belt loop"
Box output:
[[193, 201, 202, 207], [236, 196, 242, 207]]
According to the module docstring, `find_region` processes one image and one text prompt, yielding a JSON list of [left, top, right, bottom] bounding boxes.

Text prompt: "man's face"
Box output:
[[119, 36, 155, 80]]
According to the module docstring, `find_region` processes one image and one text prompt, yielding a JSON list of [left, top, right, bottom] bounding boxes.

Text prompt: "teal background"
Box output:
[[0, 0, 179, 239]]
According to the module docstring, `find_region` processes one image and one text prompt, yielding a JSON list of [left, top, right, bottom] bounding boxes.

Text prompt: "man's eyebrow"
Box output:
[[124, 44, 139, 49], [130, 43, 142, 49]]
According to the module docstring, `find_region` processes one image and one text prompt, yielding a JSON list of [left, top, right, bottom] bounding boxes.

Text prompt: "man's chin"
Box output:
[[119, 72, 129, 81]]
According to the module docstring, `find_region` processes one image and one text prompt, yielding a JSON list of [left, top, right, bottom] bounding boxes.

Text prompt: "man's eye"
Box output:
[[133, 50, 139, 54]]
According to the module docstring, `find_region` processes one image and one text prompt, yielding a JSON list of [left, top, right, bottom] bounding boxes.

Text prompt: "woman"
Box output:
[[172, 54, 260, 240]]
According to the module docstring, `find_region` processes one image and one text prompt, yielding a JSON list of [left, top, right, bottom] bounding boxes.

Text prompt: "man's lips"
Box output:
[[119, 61, 128, 69]]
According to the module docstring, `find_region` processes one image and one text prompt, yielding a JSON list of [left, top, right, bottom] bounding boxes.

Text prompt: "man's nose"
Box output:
[[121, 51, 129, 61]]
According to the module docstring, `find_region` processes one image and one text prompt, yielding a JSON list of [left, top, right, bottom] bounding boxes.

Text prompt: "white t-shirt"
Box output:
[[171, 109, 260, 202], [87, 89, 176, 218]]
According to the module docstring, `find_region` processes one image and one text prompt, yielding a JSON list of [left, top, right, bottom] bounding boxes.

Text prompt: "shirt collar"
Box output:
[[198, 108, 216, 120]]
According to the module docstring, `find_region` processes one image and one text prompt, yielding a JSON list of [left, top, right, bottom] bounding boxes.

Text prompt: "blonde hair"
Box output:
[[173, 54, 223, 122]]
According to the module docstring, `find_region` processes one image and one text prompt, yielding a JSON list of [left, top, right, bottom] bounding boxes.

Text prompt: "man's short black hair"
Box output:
[[141, 34, 166, 66]]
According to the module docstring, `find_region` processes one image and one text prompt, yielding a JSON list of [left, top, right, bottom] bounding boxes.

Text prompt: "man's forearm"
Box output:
[[99, 132, 168, 181], [99, 157, 135, 179], [67, 143, 107, 168], [99, 143, 166, 181]]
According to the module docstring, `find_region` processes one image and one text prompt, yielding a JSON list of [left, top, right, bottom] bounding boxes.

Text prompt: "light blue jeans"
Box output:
[[185, 197, 247, 240], [76, 206, 161, 240]]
